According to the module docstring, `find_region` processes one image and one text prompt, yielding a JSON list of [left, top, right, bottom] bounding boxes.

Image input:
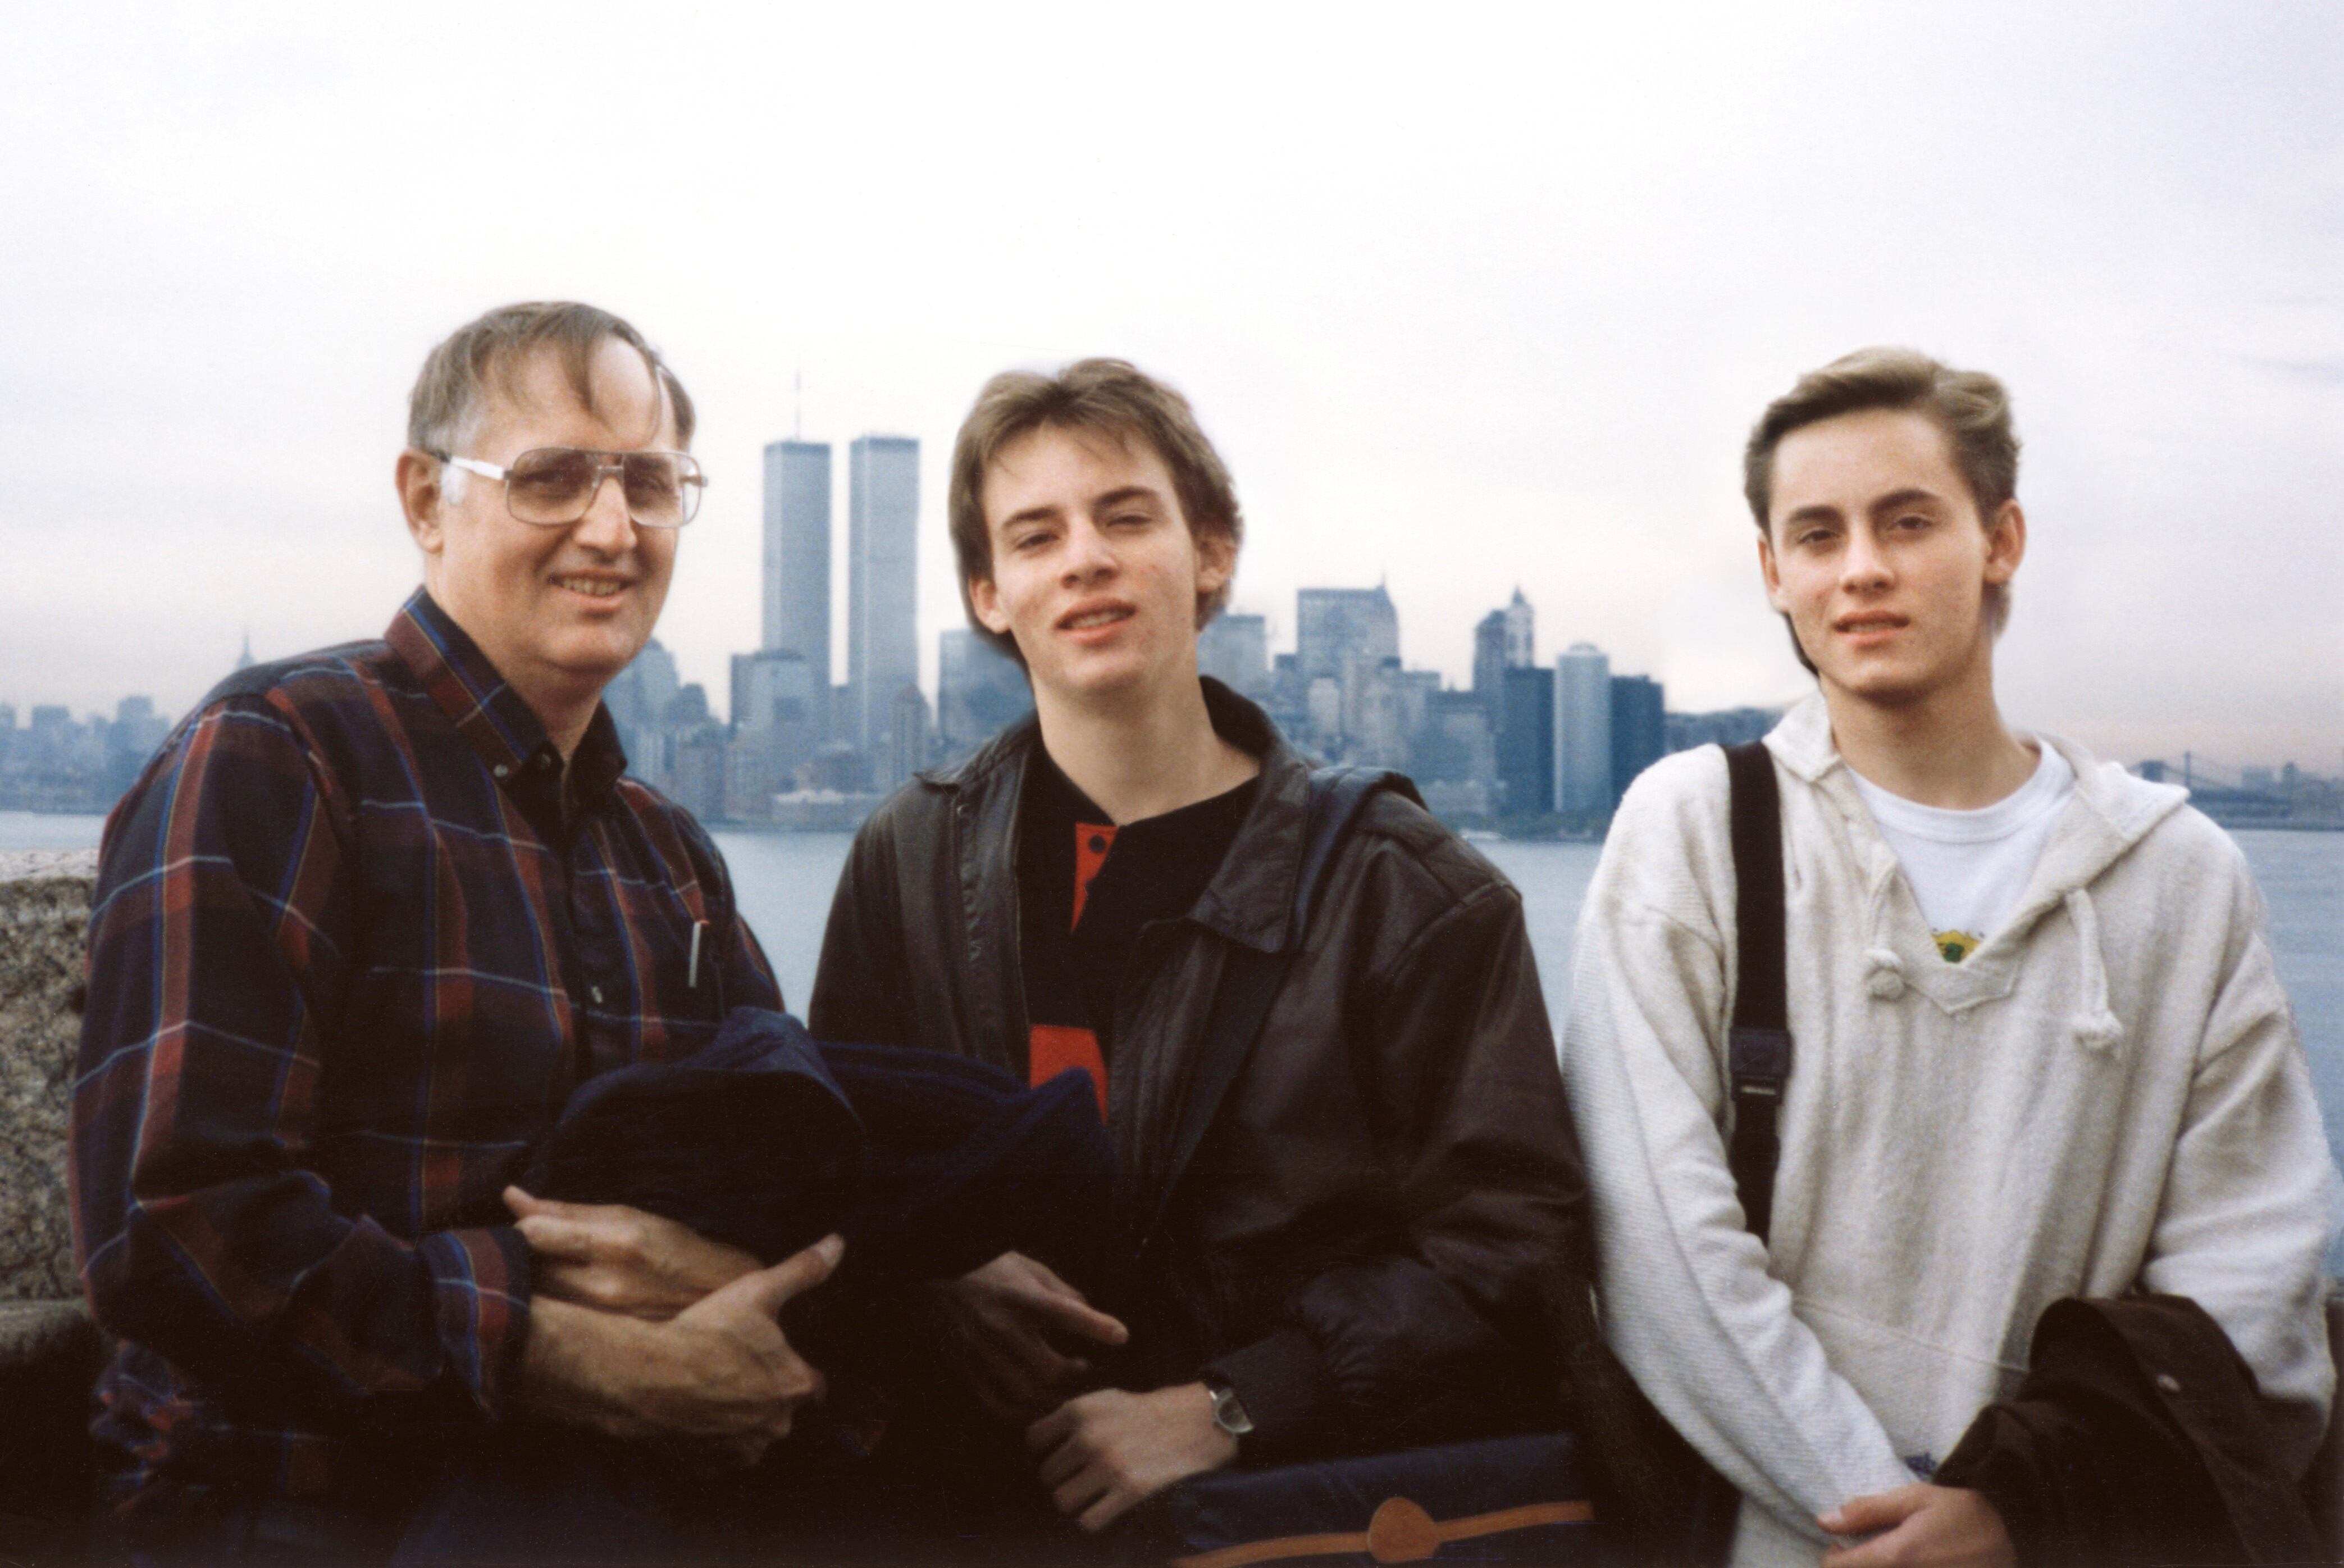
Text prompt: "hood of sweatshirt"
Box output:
[[1762, 692, 2192, 1049]]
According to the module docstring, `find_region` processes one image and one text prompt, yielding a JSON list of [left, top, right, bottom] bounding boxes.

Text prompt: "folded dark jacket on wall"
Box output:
[[525, 1006, 1116, 1297], [1935, 1294, 2320, 1567]]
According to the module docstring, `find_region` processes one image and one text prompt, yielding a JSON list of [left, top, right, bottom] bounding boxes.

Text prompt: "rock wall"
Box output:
[[1, 850, 96, 1306]]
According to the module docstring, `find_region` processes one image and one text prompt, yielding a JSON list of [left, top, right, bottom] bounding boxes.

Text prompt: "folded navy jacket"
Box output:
[[523, 1008, 1114, 1296]]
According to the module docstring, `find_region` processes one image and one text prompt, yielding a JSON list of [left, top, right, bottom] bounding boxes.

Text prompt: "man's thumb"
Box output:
[[722, 1233, 845, 1319]]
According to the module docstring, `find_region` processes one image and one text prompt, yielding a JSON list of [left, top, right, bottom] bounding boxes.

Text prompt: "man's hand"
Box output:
[[1027, 1384, 1237, 1532], [506, 1187, 759, 1321], [933, 1250, 1129, 1424], [1819, 1484, 2015, 1568], [521, 1232, 842, 1468]]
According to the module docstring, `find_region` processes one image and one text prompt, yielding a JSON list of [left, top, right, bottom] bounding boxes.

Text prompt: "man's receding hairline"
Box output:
[[475, 338, 677, 450], [408, 302, 695, 458]]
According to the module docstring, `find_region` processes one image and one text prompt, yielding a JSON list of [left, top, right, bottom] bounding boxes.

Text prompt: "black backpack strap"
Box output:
[[1723, 740, 1791, 1247], [1134, 765, 1421, 1251]]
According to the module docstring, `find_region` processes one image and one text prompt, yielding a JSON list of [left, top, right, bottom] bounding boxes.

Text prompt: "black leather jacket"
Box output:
[[809, 681, 1589, 1461]]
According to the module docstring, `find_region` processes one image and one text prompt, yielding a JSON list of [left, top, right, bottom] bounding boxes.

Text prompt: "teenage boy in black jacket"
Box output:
[[811, 358, 1588, 1531]]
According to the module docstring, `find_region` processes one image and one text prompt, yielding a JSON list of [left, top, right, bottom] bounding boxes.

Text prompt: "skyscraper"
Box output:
[[1609, 673, 1666, 806], [889, 683, 933, 788], [1554, 642, 1613, 817], [1498, 666, 1554, 816], [1197, 612, 1270, 696], [938, 628, 1033, 757], [731, 649, 820, 775], [1503, 588, 1534, 667], [603, 639, 681, 785], [1416, 689, 1499, 818], [1295, 586, 1399, 682], [1476, 588, 1534, 730], [106, 696, 171, 797], [1295, 586, 1399, 747], [762, 441, 832, 714], [1472, 611, 1508, 708], [847, 435, 920, 777]]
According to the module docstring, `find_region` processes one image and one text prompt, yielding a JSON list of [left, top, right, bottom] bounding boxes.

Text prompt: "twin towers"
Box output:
[[747, 435, 922, 792]]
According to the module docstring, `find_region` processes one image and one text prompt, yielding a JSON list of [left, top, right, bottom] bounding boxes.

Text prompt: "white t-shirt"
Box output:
[[1848, 742, 2077, 963]]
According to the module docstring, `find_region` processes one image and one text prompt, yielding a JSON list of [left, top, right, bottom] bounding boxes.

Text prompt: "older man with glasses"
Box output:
[[71, 302, 843, 1560]]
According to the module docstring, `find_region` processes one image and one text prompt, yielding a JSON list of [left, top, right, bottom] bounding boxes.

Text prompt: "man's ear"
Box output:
[[967, 574, 1011, 636], [396, 449, 449, 556], [1757, 528, 1787, 612], [1194, 528, 1236, 599], [1983, 499, 2026, 585]]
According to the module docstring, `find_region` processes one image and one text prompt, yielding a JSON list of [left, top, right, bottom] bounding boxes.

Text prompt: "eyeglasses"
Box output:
[[432, 446, 707, 529]]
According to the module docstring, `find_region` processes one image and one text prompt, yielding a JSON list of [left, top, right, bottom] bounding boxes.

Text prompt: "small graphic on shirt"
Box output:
[[1073, 822, 1116, 927], [1935, 929, 1983, 964]]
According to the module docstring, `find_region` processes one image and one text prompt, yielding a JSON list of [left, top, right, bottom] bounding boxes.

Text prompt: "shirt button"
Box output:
[[589, 985, 605, 1005], [2155, 1373, 2182, 1394], [492, 764, 510, 778]]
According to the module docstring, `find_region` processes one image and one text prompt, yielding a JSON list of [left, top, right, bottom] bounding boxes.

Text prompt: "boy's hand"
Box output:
[[933, 1250, 1128, 1423], [1028, 1383, 1237, 1531], [1819, 1484, 2015, 1568]]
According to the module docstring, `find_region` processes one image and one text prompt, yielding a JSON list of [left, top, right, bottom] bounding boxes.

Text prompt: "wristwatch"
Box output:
[[1203, 1376, 1255, 1441]]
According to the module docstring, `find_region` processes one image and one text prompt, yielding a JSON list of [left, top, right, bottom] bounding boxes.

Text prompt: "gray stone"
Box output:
[[1, 850, 97, 1305], [0, 1300, 92, 1369]]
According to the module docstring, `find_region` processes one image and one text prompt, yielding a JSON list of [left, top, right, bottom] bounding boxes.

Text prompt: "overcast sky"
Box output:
[[4, 2, 2338, 773]]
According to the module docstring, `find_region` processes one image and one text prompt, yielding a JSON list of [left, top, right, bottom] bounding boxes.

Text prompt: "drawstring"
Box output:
[[1865, 949, 1907, 1001], [1862, 853, 1909, 1000], [2063, 888, 2125, 1055]]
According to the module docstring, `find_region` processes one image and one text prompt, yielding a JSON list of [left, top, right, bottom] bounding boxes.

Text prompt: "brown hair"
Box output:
[[947, 358, 1243, 662], [407, 302, 695, 457], [1743, 347, 2021, 672]]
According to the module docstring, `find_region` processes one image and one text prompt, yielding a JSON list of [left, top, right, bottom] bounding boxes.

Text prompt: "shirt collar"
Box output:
[[385, 589, 630, 806], [1182, 690, 1310, 952]]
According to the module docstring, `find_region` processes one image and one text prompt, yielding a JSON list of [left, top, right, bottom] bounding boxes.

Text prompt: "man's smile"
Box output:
[[551, 573, 634, 600]]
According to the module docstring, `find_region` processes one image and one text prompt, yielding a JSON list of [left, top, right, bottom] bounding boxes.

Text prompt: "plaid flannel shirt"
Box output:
[[72, 589, 780, 1517]]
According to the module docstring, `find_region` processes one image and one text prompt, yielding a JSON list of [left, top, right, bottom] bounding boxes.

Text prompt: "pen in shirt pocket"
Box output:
[[687, 919, 708, 989]]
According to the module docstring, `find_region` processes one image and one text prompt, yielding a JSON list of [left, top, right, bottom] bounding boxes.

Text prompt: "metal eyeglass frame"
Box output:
[[431, 446, 707, 528]]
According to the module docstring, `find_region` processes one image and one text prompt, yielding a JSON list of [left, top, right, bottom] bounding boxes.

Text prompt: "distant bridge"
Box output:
[[2138, 754, 2344, 831]]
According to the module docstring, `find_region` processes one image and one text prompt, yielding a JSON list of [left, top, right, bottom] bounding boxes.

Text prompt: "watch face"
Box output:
[[1211, 1384, 1255, 1436]]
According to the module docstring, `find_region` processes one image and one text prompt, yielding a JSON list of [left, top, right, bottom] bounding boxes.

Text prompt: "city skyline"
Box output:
[[10, 570, 2336, 827], [11, 370, 2337, 778], [12, 558, 2344, 786], [16, 393, 2338, 787]]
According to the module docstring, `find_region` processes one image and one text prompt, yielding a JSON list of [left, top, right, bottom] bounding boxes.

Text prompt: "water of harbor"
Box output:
[[13, 811, 2343, 1266]]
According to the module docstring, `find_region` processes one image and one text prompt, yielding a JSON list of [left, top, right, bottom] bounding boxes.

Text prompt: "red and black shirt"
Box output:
[[1015, 753, 1259, 1116], [73, 588, 779, 1517]]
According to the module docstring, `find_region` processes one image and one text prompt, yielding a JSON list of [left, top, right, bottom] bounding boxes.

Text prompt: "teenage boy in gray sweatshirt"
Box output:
[[1561, 348, 2336, 1567]]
